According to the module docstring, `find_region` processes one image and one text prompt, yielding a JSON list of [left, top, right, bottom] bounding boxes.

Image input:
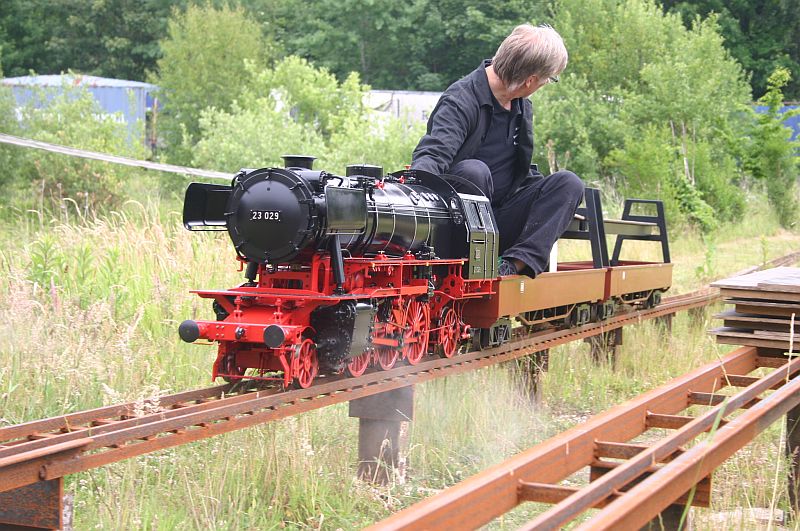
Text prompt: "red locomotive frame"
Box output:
[[188, 254, 672, 388], [191, 253, 492, 387]]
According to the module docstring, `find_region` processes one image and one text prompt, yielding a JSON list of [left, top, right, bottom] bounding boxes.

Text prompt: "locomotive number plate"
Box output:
[[250, 210, 282, 221]]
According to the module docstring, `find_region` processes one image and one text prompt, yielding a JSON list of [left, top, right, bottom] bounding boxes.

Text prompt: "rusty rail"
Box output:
[[369, 345, 800, 530], [0, 289, 716, 494]]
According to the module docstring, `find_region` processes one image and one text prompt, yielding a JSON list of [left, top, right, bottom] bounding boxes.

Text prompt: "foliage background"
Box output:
[[1, 0, 798, 99], [2, 0, 797, 231]]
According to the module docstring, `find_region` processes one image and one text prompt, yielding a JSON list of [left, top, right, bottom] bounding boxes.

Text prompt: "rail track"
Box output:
[[369, 343, 800, 530], [0, 289, 716, 495]]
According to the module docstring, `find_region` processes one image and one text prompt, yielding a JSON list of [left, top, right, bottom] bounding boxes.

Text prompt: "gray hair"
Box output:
[[493, 24, 568, 90]]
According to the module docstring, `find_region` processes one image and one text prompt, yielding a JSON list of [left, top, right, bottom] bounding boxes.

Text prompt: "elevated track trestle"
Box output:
[[2, 250, 799, 529], [0, 289, 716, 497]]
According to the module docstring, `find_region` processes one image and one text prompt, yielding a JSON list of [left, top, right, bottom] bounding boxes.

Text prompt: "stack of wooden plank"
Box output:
[[710, 266, 800, 351]]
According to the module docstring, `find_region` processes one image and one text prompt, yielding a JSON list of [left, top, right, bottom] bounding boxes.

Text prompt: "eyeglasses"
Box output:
[[548, 75, 560, 84]]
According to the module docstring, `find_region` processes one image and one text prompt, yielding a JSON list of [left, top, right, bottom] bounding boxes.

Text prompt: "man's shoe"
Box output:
[[497, 258, 518, 277]]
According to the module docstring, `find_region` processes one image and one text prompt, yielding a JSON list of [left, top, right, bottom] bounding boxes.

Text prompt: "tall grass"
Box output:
[[0, 193, 798, 529]]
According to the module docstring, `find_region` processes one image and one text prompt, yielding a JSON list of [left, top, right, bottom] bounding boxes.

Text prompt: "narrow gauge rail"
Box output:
[[0, 290, 716, 494], [369, 344, 800, 530]]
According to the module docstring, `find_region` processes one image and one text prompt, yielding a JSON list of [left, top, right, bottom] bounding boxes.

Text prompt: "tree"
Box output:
[[265, 0, 541, 90], [248, 56, 366, 138], [532, 0, 752, 230], [745, 67, 799, 228], [151, 3, 270, 164], [0, 0, 181, 81], [415, 0, 543, 89], [662, 0, 800, 100], [192, 56, 424, 175]]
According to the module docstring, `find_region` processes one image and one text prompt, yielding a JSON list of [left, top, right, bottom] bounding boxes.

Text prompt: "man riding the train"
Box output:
[[411, 23, 585, 278]]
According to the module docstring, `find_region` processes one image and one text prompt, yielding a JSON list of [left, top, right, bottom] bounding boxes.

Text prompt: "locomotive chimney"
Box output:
[[282, 154, 316, 170]]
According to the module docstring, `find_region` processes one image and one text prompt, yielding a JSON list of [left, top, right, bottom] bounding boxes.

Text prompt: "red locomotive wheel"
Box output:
[[376, 347, 399, 370], [403, 299, 430, 365], [293, 339, 319, 389], [347, 350, 371, 377], [219, 353, 246, 383], [439, 306, 460, 358], [373, 304, 399, 370]]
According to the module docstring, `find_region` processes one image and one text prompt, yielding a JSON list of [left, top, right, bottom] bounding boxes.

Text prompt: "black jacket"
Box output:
[[411, 60, 537, 202]]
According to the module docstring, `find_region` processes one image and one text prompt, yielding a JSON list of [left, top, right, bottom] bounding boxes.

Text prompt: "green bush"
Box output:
[[690, 140, 744, 222], [193, 56, 425, 175], [0, 86, 24, 189], [247, 56, 366, 139], [606, 125, 719, 231], [152, 3, 270, 165], [606, 125, 674, 199], [2, 81, 147, 211], [744, 67, 799, 229], [192, 100, 326, 171], [323, 113, 425, 174], [533, 74, 627, 181]]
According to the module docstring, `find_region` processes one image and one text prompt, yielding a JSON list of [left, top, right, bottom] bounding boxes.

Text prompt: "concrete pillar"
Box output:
[[349, 386, 414, 485], [514, 350, 550, 402], [586, 328, 622, 368], [640, 503, 690, 531]]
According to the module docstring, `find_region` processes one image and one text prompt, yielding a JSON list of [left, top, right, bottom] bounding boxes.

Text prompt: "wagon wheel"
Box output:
[[292, 339, 319, 389], [403, 298, 431, 365], [439, 305, 461, 358], [347, 350, 371, 377]]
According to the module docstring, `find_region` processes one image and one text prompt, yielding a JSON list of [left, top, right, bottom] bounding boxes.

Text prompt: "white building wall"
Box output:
[[366, 90, 441, 123]]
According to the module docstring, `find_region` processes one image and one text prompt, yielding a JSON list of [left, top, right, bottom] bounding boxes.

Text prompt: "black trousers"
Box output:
[[449, 159, 585, 275]]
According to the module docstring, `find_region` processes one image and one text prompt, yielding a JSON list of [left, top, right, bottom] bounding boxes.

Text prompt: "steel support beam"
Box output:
[[0, 478, 67, 530]]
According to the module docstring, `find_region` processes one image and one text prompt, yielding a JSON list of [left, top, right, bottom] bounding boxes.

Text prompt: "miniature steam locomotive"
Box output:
[[179, 156, 672, 388]]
